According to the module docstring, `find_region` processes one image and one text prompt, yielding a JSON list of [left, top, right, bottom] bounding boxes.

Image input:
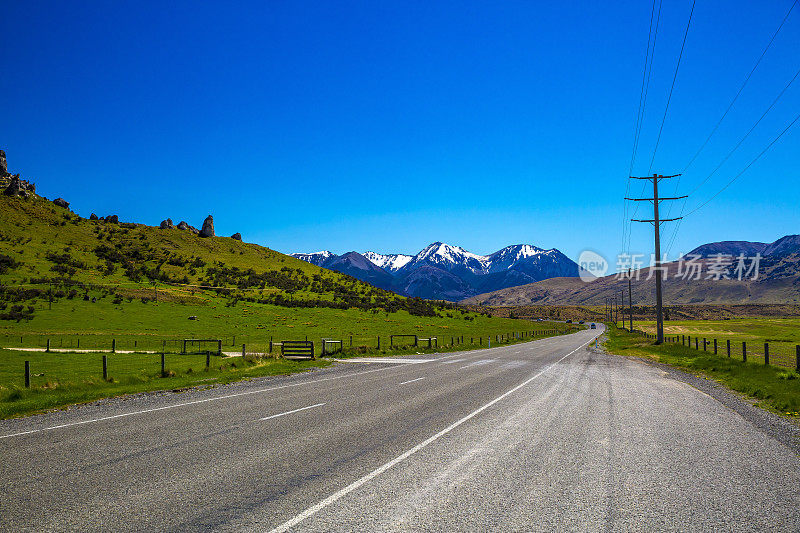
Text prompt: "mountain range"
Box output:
[[292, 242, 580, 300], [465, 235, 800, 306]]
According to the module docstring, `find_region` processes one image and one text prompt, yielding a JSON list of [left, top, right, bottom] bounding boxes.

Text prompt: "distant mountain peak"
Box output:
[[291, 241, 579, 301], [363, 251, 413, 273]]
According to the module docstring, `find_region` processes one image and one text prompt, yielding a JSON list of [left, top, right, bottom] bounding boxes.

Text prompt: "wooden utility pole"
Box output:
[[628, 269, 634, 333], [627, 174, 685, 344]]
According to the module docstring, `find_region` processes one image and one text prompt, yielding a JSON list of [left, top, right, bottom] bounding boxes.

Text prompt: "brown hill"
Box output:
[[463, 256, 800, 306]]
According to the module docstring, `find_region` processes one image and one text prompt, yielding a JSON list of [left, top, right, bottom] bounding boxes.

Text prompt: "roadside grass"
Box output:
[[0, 350, 329, 419], [604, 326, 800, 417], [632, 318, 800, 369]]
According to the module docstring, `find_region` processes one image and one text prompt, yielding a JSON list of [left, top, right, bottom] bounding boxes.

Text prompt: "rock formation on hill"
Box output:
[[177, 221, 199, 234], [231, 232, 242, 241], [160, 218, 174, 229], [1, 151, 36, 198], [199, 215, 215, 238], [53, 198, 69, 208]]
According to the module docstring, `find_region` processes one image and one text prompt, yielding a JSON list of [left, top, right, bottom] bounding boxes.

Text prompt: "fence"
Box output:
[[637, 330, 800, 371], [6, 325, 582, 388]]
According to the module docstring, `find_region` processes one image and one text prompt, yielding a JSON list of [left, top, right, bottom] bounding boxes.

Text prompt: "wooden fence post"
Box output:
[[46, 339, 50, 353], [161, 352, 165, 375], [377, 337, 380, 350], [764, 343, 769, 366], [242, 344, 246, 358], [24, 361, 30, 388], [206, 351, 211, 368], [727, 339, 731, 357], [714, 339, 718, 355], [102, 355, 108, 381], [796, 345, 799, 372], [742, 341, 747, 363], [112, 339, 116, 354]]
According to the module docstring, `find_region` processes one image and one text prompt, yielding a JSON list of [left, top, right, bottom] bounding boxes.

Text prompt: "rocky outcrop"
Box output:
[[160, 218, 174, 229], [177, 221, 199, 234], [90, 213, 99, 220], [53, 198, 69, 209], [199, 215, 215, 238], [0, 150, 7, 176], [3, 174, 35, 198], [231, 232, 242, 241], [106, 215, 119, 224]]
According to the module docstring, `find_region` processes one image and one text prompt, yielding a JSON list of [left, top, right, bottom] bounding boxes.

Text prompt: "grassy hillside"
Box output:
[[0, 192, 430, 316]]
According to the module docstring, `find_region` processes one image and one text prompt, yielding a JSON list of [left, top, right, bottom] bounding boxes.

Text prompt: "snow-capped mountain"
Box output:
[[290, 251, 335, 267], [290, 242, 580, 301], [363, 251, 413, 273], [400, 242, 490, 276]]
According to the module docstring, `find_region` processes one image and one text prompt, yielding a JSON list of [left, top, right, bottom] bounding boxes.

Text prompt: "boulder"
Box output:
[[159, 218, 174, 229], [231, 232, 242, 241], [106, 215, 119, 224], [3, 174, 23, 196], [177, 221, 199, 234], [89, 213, 99, 220], [199, 215, 215, 238], [53, 198, 69, 209]]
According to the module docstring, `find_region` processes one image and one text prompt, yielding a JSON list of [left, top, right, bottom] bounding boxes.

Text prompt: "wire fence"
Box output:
[[2, 326, 582, 390], [634, 328, 800, 371]]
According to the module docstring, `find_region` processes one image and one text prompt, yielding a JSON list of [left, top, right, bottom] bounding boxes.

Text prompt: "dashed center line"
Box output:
[[259, 403, 325, 421], [398, 377, 425, 385]]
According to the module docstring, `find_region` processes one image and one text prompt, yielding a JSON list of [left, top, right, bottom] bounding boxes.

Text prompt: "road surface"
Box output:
[[1, 326, 799, 532]]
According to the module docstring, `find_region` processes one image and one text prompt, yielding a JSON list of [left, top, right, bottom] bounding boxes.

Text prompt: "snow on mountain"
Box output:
[[402, 242, 490, 275], [486, 244, 550, 273], [290, 242, 580, 301], [363, 251, 413, 273], [289, 251, 335, 267]]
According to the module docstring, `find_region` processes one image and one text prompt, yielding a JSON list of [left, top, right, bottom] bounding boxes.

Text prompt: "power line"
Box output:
[[647, 0, 696, 175], [686, 66, 800, 196], [623, 0, 661, 254], [665, 67, 800, 255], [681, 111, 800, 218], [681, 0, 798, 174], [626, 0, 665, 255]]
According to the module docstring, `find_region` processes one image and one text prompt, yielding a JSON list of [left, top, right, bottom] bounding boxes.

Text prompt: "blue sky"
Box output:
[[2, 1, 799, 267]]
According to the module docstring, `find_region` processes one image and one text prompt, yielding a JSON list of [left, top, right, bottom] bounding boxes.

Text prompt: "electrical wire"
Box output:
[[622, 0, 660, 254]]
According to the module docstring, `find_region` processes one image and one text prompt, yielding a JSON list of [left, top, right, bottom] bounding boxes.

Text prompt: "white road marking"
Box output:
[[0, 365, 399, 440], [459, 359, 495, 369], [398, 377, 425, 385], [267, 336, 597, 533], [260, 403, 325, 421], [334, 357, 433, 364], [439, 358, 465, 364]]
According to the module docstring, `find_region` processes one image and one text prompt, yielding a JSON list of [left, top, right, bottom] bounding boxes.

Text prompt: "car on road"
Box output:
[[566, 319, 572, 324], [590, 323, 596, 329], [579, 320, 585, 324]]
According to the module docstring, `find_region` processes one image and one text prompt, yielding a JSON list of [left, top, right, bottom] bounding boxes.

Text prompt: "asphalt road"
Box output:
[[1, 326, 799, 532]]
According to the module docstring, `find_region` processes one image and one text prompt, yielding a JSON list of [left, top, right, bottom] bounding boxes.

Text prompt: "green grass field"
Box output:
[[604, 326, 800, 417], [629, 318, 800, 369]]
